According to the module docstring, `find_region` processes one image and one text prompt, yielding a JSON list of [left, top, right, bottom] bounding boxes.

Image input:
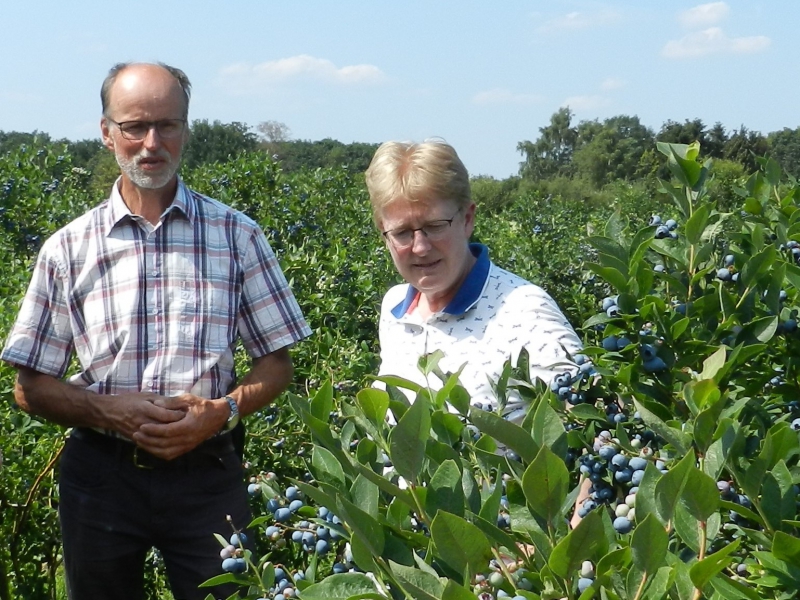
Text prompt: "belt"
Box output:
[[70, 427, 235, 469]]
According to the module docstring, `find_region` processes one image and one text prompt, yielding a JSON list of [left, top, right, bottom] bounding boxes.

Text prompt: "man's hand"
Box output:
[[131, 394, 228, 460]]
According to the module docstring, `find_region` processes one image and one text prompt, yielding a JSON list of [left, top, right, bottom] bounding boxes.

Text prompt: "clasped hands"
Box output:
[[111, 392, 227, 461]]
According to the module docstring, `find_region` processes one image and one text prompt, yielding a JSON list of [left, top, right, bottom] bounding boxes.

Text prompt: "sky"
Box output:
[[1, 1, 797, 179]]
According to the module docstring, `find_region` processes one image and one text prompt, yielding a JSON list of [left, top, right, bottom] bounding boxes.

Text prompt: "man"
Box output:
[[1, 62, 312, 599]]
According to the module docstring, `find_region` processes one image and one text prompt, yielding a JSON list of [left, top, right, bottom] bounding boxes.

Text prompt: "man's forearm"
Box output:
[[13, 367, 185, 437], [228, 347, 294, 417]]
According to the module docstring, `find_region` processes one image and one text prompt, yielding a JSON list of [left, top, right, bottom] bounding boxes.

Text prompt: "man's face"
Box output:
[[378, 197, 476, 306], [101, 65, 188, 191]]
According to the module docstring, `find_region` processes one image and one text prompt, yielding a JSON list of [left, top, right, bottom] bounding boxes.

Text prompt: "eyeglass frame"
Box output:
[[381, 209, 462, 248], [106, 118, 187, 141]]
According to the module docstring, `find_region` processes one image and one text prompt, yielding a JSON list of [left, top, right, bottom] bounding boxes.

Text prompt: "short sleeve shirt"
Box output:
[[1, 179, 312, 400], [377, 244, 581, 419]]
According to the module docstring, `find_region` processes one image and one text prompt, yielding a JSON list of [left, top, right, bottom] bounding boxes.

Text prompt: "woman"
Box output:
[[365, 140, 582, 419]]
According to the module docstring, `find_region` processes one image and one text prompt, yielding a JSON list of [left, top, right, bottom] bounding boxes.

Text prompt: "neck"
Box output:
[[118, 177, 178, 225], [418, 251, 477, 318]]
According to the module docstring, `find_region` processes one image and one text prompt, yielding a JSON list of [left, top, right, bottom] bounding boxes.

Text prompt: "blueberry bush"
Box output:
[[1, 140, 799, 599]]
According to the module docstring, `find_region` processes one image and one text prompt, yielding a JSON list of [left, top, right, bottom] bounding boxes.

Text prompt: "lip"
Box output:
[[413, 259, 442, 270]]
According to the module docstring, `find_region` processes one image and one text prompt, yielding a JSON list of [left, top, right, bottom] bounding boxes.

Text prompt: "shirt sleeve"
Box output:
[[1, 245, 74, 377], [236, 228, 312, 357]]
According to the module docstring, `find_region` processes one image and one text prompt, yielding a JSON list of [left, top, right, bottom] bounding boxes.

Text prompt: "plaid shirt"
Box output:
[[1, 179, 312, 400]]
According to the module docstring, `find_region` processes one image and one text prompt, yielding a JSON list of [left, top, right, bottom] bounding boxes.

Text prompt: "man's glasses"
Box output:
[[382, 211, 460, 248], [107, 118, 186, 141]]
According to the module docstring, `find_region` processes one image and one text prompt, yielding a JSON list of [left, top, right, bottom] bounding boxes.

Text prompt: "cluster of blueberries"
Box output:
[[550, 354, 596, 407], [716, 253, 739, 282], [650, 214, 679, 240], [219, 531, 248, 574], [472, 558, 534, 599], [601, 332, 667, 374], [576, 430, 667, 535]]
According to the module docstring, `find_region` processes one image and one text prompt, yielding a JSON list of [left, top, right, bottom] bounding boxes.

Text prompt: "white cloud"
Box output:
[[217, 55, 387, 93], [679, 2, 729, 29], [537, 9, 622, 33], [600, 77, 626, 91], [472, 88, 542, 106], [662, 27, 770, 59], [561, 95, 611, 111]]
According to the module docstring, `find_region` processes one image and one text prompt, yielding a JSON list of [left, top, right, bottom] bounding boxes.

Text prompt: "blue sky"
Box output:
[[1, 1, 796, 178]]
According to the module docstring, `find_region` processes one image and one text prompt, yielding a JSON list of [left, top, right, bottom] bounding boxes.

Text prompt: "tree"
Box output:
[[182, 120, 259, 170], [768, 127, 800, 180], [517, 107, 577, 180], [723, 126, 769, 172], [571, 115, 655, 187], [257, 121, 291, 144]]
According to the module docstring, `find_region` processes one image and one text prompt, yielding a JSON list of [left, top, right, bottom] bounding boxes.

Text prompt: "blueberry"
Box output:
[[616, 337, 632, 350], [655, 225, 670, 239], [221, 557, 238, 573], [649, 215, 662, 226], [724, 254, 735, 267], [247, 483, 260, 496], [654, 264, 665, 273], [286, 486, 301, 501], [289, 499, 304, 512], [791, 418, 800, 431], [640, 344, 657, 361], [230, 533, 247, 546], [613, 516, 633, 534], [643, 357, 667, 373], [665, 219, 678, 231], [315, 539, 330, 555], [578, 577, 594, 593], [275, 508, 291, 522], [629, 457, 647, 471], [611, 454, 628, 468], [602, 336, 619, 351]]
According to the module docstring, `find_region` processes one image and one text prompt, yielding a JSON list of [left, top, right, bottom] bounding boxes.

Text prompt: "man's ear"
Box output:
[[100, 117, 115, 152]]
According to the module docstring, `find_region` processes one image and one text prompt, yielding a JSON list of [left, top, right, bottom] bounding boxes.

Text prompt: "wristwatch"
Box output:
[[221, 395, 240, 432]]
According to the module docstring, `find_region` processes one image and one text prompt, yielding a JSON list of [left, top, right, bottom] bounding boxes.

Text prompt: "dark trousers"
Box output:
[[58, 429, 251, 600]]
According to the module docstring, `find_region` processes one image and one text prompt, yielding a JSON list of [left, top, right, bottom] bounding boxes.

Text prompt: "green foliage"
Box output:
[[4, 136, 800, 599], [182, 119, 259, 170]]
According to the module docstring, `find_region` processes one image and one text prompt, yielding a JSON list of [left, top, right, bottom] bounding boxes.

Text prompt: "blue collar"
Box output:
[[391, 243, 491, 318]]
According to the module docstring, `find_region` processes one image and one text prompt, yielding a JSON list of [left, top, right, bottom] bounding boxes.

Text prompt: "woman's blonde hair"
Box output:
[[365, 140, 471, 223]]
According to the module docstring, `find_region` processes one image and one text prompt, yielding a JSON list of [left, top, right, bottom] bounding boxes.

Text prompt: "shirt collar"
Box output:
[[391, 243, 491, 318], [104, 176, 194, 235]]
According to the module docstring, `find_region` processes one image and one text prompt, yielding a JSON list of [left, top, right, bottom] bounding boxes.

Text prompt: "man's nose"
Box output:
[[410, 229, 432, 252], [142, 125, 163, 149]]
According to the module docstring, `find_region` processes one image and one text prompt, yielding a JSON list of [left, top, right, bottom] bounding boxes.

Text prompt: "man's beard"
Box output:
[[115, 149, 180, 190]]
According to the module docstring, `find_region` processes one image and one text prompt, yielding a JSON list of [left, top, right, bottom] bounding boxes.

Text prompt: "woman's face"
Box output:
[[378, 196, 476, 309]]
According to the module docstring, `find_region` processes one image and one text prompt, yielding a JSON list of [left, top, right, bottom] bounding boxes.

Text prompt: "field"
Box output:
[[1, 140, 799, 600]]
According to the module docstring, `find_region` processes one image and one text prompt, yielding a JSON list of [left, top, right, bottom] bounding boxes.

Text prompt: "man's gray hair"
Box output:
[[100, 62, 192, 118]]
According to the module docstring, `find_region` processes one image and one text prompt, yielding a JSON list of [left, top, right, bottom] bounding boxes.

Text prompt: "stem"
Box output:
[[374, 556, 413, 600], [490, 547, 517, 588], [407, 484, 430, 526], [632, 571, 648, 600], [698, 521, 707, 561], [734, 286, 753, 310]]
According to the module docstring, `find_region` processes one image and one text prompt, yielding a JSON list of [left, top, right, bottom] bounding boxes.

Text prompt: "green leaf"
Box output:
[[654, 452, 694, 524], [335, 496, 385, 557], [699, 347, 727, 383], [689, 538, 741, 590], [311, 445, 346, 490], [426, 460, 465, 518], [632, 462, 663, 525], [681, 467, 719, 521], [478, 477, 504, 524], [310, 380, 334, 422], [435, 366, 467, 411], [430, 511, 493, 582], [633, 398, 690, 454], [773, 531, 800, 569], [740, 245, 776, 288], [299, 573, 379, 600], [548, 511, 607, 579], [684, 203, 711, 245], [356, 388, 389, 427], [586, 262, 629, 294], [350, 533, 379, 573], [448, 385, 471, 416], [374, 375, 423, 394], [419, 349, 445, 377], [630, 514, 668, 576], [469, 407, 538, 462], [522, 445, 570, 526], [709, 574, 761, 600], [389, 395, 431, 482], [431, 412, 466, 447], [387, 560, 445, 600], [531, 399, 567, 458], [350, 474, 379, 519], [441, 580, 479, 600], [353, 463, 415, 509]]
